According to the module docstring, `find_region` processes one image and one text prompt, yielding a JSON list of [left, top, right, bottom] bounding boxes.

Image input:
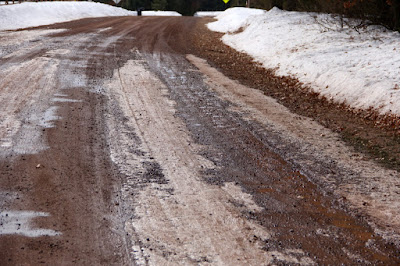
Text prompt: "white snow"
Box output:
[[39, 106, 61, 128], [208, 7, 265, 33], [0, 211, 60, 237], [0, 2, 183, 31], [142, 10, 181, 16], [194, 11, 224, 17], [208, 7, 400, 116], [0, 1, 136, 31]]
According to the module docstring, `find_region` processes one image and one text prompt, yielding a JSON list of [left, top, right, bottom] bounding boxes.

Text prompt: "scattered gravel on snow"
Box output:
[[208, 7, 400, 116]]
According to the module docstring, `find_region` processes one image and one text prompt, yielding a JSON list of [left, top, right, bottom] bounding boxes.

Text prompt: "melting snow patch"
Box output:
[[0, 29, 66, 46], [0, 211, 60, 237], [0, 139, 12, 148], [52, 97, 82, 103], [97, 27, 113, 33], [45, 49, 70, 57], [39, 106, 60, 128], [54, 93, 68, 97]]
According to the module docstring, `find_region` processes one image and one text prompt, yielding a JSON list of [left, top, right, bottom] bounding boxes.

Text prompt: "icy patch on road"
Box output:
[[0, 29, 95, 156], [52, 97, 82, 103], [0, 29, 66, 59], [45, 48, 70, 56], [0, 55, 60, 156], [0, 118, 21, 148], [54, 93, 68, 97], [57, 61, 88, 89], [0, 29, 65, 46], [0, 211, 60, 237], [0, 140, 12, 148], [97, 27, 113, 33], [38, 106, 61, 128]]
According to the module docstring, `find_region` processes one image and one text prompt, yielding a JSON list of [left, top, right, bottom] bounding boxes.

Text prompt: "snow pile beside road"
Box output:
[[194, 11, 223, 17], [0, 1, 136, 31], [208, 7, 265, 33], [208, 7, 400, 116], [142, 10, 181, 16]]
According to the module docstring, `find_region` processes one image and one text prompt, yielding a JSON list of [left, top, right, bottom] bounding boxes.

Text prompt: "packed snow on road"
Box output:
[[209, 7, 400, 116]]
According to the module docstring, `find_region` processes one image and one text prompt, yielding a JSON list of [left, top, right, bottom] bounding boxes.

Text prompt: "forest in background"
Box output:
[[103, 0, 399, 31], [116, 0, 229, 15]]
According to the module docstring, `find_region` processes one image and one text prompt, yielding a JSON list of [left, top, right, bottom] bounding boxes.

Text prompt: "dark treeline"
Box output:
[[253, 0, 400, 31], [99, 0, 399, 31], [116, 0, 232, 15]]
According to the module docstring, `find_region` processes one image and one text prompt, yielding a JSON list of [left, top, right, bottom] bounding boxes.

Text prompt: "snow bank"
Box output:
[[208, 7, 400, 116], [194, 11, 223, 17], [142, 10, 181, 16], [0, 1, 135, 31], [208, 7, 265, 33]]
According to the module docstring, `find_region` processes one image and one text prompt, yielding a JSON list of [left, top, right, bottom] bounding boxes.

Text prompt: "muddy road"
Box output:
[[0, 16, 400, 265]]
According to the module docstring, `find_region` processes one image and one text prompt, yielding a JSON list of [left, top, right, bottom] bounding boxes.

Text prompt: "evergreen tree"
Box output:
[[151, 0, 168, 10]]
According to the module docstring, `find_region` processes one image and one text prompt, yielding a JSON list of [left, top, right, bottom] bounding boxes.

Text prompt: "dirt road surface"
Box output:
[[1, 16, 400, 265]]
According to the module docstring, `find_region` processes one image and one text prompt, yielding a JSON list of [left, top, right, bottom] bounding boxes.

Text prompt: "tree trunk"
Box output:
[[394, 0, 400, 30]]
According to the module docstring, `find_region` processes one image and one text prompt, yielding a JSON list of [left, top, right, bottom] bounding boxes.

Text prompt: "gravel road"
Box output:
[[0, 16, 399, 265]]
